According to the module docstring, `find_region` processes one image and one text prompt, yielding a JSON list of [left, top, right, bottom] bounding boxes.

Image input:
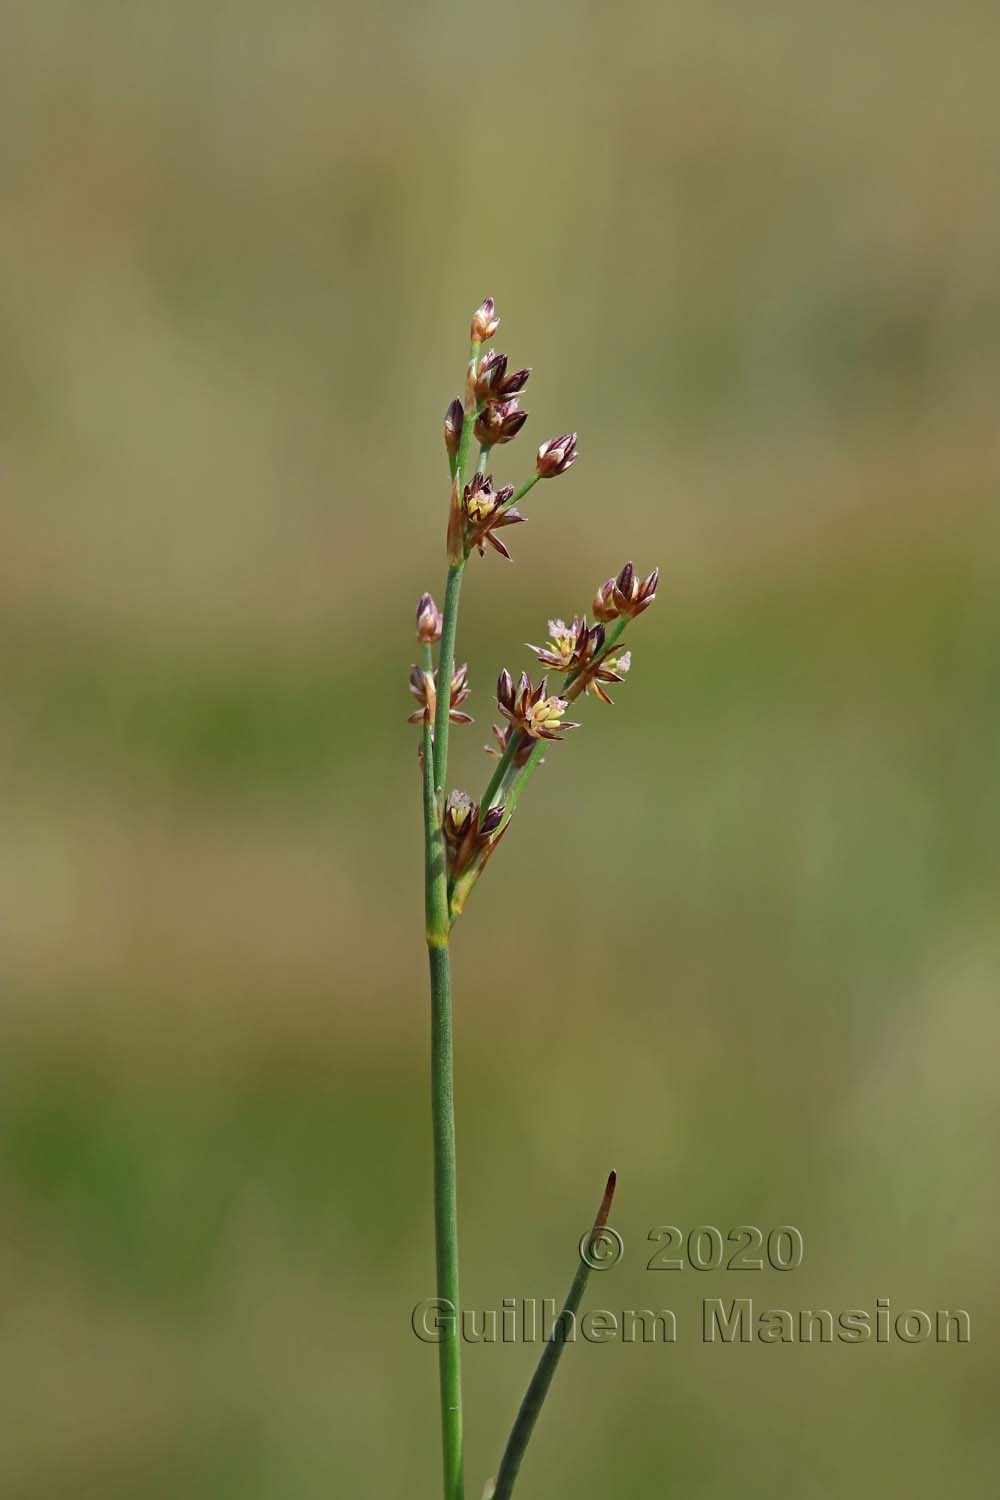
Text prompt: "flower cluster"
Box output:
[[527, 617, 632, 704], [407, 661, 473, 726], [593, 561, 659, 621], [414, 298, 660, 920], [442, 790, 505, 880], [496, 670, 579, 741], [456, 473, 524, 560]]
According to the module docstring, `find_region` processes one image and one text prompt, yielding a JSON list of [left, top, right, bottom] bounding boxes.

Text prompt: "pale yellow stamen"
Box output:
[[524, 696, 568, 735]]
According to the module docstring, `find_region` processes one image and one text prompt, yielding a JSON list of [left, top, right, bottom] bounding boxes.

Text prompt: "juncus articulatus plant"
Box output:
[[411, 298, 658, 1500]]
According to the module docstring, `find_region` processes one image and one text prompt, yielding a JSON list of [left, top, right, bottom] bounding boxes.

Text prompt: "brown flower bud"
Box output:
[[443, 398, 463, 457], [416, 593, 443, 643], [592, 577, 618, 622], [611, 561, 659, 619], [443, 790, 506, 879], [474, 350, 507, 404], [536, 432, 578, 478], [474, 399, 528, 448], [407, 662, 474, 726], [471, 297, 500, 342], [475, 350, 531, 403]]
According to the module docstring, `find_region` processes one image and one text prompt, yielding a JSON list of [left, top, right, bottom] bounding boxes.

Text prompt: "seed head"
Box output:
[[443, 398, 463, 457], [407, 662, 474, 726], [471, 297, 500, 342], [535, 433, 578, 478], [496, 670, 579, 741], [475, 399, 528, 449], [416, 593, 443, 644]]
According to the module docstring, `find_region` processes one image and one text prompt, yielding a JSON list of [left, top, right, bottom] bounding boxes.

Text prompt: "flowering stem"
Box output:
[[502, 619, 630, 801], [504, 472, 540, 509], [451, 620, 631, 923], [421, 334, 486, 1500], [421, 643, 465, 1500], [491, 1173, 618, 1500], [479, 731, 520, 815]]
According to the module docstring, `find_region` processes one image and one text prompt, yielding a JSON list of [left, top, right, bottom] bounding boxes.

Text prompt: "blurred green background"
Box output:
[[2, 1, 999, 1496]]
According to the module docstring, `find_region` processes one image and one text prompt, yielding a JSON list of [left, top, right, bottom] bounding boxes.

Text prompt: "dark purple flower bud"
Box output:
[[479, 803, 505, 836], [444, 398, 463, 457], [474, 349, 508, 404], [498, 366, 531, 398], [611, 561, 659, 619]]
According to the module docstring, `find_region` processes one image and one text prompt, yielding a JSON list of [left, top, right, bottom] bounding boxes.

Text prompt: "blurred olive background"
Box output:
[[2, 2, 999, 1496]]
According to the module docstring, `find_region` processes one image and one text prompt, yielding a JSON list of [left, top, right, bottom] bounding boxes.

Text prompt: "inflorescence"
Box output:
[[411, 296, 659, 922]]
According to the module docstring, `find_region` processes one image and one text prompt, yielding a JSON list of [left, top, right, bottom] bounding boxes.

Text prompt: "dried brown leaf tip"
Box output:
[[416, 592, 443, 644], [470, 297, 500, 343], [535, 432, 578, 478], [443, 790, 505, 879], [407, 662, 474, 726], [527, 617, 632, 704], [496, 668, 579, 741], [593, 561, 660, 621], [462, 472, 525, 560]]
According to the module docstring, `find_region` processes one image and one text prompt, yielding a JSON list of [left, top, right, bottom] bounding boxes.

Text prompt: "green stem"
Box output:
[[421, 336, 483, 1500], [503, 472, 540, 509], [479, 728, 520, 816], [432, 563, 466, 792], [433, 340, 481, 791], [427, 941, 463, 1500], [421, 643, 465, 1500], [491, 1173, 617, 1500]]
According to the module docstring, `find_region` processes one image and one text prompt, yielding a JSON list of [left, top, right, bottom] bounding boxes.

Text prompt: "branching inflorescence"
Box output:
[[410, 298, 658, 1500]]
